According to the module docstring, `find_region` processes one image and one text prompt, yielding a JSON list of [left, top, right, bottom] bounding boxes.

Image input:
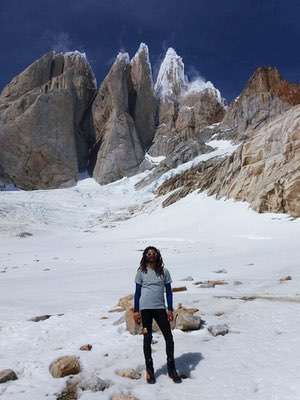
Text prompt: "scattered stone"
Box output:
[[0, 369, 18, 383], [214, 311, 224, 317], [180, 276, 194, 281], [30, 314, 51, 322], [78, 374, 110, 392], [108, 307, 124, 313], [49, 356, 81, 378], [43, 268, 51, 271], [233, 281, 243, 285], [115, 368, 142, 380], [199, 283, 215, 288], [172, 286, 187, 292], [56, 375, 110, 400], [208, 323, 229, 336], [208, 280, 228, 286], [80, 344, 92, 351], [213, 269, 227, 273], [279, 275, 292, 282], [195, 279, 228, 288], [56, 379, 78, 400], [240, 296, 256, 301], [16, 232, 33, 238], [100, 316, 109, 319]]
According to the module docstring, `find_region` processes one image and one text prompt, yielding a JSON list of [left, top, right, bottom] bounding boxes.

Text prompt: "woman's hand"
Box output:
[[133, 311, 141, 324], [167, 310, 173, 321]]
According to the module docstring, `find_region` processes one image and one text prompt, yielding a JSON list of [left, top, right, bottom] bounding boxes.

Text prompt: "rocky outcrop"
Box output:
[[91, 53, 145, 184], [0, 51, 97, 189], [222, 67, 300, 140], [156, 104, 300, 218]]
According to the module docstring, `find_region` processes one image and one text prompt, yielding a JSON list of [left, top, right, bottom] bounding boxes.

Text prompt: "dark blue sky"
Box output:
[[1, 0, 300, 101]]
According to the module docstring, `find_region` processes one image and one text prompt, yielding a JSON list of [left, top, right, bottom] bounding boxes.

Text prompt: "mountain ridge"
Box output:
[[0, 43, 299, 217]]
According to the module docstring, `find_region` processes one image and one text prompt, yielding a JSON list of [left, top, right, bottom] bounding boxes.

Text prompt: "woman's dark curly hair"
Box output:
[[139, 246, 165, 276]]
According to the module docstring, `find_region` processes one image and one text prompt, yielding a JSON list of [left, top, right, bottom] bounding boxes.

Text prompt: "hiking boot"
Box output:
[[167, 358, 182, 383], [145, 358, 156, 384]]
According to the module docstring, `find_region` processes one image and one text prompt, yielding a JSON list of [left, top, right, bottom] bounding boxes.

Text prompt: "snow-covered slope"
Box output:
[[0, 160, 300, 399]]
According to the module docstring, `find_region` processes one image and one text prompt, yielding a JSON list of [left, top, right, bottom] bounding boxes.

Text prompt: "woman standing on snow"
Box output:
[[133, 246, 182, 384]]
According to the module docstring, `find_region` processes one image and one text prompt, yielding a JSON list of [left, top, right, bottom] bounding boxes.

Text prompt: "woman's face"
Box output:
[[146, 248, 157, 262]]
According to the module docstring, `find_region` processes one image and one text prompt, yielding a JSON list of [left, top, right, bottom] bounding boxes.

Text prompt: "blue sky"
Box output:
[[1, 0, 300, 101]]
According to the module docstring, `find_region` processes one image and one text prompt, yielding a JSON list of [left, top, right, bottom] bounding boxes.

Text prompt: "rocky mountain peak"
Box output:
[[246, 66, 282, 93], [222, 66, 300, 137], [130, 43, 153, 88], [130, 43, 156, 150], [236, 66, 300, 106], [154, 47, 187, 100]]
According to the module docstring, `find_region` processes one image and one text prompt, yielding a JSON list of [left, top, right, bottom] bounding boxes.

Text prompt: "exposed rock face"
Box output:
[[0, 51, 97, 189], [223, 67, 300, 140], [91, 53, 145, 184], [130, 43, 157, 150], [156, 104, 300, 218]]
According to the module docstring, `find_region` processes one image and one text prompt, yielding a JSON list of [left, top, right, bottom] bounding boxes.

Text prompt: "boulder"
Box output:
[[115, 368, 141, 379], [124, 303, 202, 334], [80, 344, 92, 351], [279, 275, 292, 282], [57, 374, 110, 400], [173, 304, 202, 331], [208, 323, 229, 336], [0, 369, 18, 383], [49, 355, 81, 378], [124, 308, 160, 335]]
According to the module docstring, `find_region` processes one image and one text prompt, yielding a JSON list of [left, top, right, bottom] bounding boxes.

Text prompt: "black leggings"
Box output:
[[141, 309, 174, 363]]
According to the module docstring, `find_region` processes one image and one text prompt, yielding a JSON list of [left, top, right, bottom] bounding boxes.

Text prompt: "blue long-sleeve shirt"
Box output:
[[134, 282, 173, 312]]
